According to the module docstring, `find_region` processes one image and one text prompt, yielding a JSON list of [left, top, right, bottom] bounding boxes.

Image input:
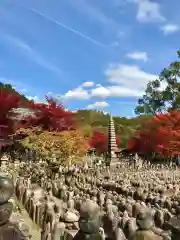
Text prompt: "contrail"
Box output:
[[23, 6, 105, 48]]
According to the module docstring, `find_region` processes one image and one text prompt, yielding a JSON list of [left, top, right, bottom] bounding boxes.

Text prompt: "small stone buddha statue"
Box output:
[[0, 174, 26, 239], [131, 207, 163, 240], [73, 200, 102, 240]]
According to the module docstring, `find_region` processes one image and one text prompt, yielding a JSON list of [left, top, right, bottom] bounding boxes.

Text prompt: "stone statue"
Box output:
[[73, 200, 102, 240], [167, 206, 180, 240], [0, 174, 26, 239], [131, 208, 163, 240]]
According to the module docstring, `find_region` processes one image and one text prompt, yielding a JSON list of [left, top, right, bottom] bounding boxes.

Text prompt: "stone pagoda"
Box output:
[[107, 114, 119, 166]]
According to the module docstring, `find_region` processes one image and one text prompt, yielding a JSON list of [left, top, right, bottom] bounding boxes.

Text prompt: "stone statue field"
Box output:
[[0, 155, 180, 240]]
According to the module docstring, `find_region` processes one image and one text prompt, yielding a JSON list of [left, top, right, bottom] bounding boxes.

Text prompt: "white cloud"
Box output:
[[96, 84, 102, 87], [105, 64, 157, 90], [26, 95, 53, 104], [126, 51, 148, 62], [91, 86, 141, 98], [61, 64, 158, 100], [131, 0, 165, 23], [82, 81, 94, 88], [62, 87, 89, 100], [90, 63, 160, 98], [26, 95, 39, 101], [91, 87, 109, 98], [161, 24, 180, 35], [86, 101, 109, 109]]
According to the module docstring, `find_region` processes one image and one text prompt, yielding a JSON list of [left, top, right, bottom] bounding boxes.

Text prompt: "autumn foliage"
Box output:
[[127, 111, 180, 158], [0, 89, 23, 137], [24, 96, 75, 131], [89, 131, 108, 154], [0, 84, 126, 162], [89, 130, 121, 154], [116, 134, 121, 149], [20, 129, 89, 164], [5, 81, 180, 161]]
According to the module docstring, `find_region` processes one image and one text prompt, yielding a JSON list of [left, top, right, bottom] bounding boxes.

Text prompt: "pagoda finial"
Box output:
[[110, 113, 113, 121]]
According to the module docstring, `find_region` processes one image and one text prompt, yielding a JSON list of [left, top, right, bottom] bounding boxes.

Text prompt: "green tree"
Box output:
[[135, 51, 180, 115]]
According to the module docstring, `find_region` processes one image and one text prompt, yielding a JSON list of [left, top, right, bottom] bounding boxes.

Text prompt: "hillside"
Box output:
[[76, 110, 151, 147]]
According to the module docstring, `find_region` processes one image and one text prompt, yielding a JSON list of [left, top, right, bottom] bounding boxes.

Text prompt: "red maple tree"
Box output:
[[89, 130, 121, 154], [0, 89, 22, 137], [127, 135, 141, 153], [154, 111, 180, 157], [127, 111, 180, 158], [116, 134, 121, 148], [24, 96, 75, 132], [89, 131, 108, 154]]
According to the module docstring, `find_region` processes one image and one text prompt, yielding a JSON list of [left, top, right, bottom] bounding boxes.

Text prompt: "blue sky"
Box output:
[[0, 0, 179, 117]]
